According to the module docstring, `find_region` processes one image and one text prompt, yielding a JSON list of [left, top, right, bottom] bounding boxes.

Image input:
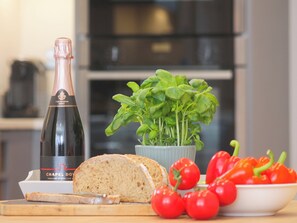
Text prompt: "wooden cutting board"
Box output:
[[0, 199, 156, 216]]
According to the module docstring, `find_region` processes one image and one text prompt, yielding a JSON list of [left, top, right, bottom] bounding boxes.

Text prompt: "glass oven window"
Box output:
[[89, 0, 233, 36]]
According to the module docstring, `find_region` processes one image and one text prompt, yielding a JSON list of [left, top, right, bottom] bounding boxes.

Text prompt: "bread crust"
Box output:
[[125, 154, 168, 187]]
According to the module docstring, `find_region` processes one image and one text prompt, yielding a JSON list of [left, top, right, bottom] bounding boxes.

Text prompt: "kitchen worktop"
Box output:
[[0, 200, 296, 223], [0, 118, 43, 130]]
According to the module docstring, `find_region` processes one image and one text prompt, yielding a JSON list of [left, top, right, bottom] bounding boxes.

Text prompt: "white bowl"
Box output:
[[197, 183, 297, 216], [19, 170, 73, 197]]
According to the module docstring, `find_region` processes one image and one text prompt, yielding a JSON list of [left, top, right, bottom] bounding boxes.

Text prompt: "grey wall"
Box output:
[[246, 0, 289, 160]]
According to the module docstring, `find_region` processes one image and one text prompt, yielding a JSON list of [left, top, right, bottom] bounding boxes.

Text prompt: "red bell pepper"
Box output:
[[241, 156, 258, 167], [206, 140, 240, 184], [220, 140, 241, 175], [256, 155, 270, 176], [257, 156, 270, 165], [288, 168, 297, 183], [266, 151, 297, 184], [220, 150, 274, 184]]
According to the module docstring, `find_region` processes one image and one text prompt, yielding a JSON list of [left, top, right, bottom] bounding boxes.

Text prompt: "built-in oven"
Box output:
[[75, 0, 247, 173]]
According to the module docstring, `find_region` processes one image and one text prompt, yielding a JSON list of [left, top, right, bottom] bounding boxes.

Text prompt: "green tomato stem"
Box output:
[[172, 168, 182, 192]]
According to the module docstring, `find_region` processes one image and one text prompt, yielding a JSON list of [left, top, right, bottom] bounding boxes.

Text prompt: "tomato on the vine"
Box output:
[[184, 190, 219, 220], [207, 179, 237, 206], [169, 157, 200, 190], [151, 185, 185, 219], [182, 191, 192, 214]]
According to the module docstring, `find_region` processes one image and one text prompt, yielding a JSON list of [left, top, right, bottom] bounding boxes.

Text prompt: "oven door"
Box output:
[[88, 70, 234, 173]]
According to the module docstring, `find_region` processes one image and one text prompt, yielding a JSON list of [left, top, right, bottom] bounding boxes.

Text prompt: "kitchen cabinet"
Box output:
[[0, 118, 43, 200], [0, 130, 40, 200]]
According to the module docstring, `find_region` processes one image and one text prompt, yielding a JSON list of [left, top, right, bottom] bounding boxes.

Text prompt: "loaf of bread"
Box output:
[[73, 154, 165, 203], [125, 154, 168, 187]]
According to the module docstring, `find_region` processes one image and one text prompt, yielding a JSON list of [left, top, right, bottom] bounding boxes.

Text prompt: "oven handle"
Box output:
[[86, 70, 233, 81]]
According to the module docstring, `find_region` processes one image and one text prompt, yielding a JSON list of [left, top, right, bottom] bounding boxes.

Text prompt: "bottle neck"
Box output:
[[52, 58, 74, 96]]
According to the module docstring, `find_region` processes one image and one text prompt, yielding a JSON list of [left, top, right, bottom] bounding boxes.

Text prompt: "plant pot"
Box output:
[[135, 145, 196, 172]]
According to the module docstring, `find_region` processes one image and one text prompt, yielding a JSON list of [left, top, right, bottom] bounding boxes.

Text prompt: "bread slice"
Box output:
[[25, 192, 120, 204], [73, 154, 155, 203], [125, 154, 168, 187]]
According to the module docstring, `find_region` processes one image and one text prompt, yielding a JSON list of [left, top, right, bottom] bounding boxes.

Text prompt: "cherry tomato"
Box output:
[[207, 179, 237, 206], [184, 190, 219, 220], [169, 157, 200, 190], [182, 191, 192, 214], [151, 185, 185, 219]]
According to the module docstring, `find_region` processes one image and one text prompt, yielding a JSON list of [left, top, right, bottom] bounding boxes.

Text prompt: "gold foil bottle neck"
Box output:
[[54, 37, 73, 59]]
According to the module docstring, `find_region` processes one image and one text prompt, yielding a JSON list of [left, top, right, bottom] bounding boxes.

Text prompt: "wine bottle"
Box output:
[[40, 37, 85, 181]]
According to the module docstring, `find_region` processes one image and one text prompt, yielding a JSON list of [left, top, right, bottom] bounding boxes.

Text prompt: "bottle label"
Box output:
[[40, 156, 84, 181], [50, 89, 77, 107]]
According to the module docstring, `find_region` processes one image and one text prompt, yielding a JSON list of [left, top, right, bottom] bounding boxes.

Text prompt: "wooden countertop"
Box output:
[[0, 118, 43, 130], [0, 200, 296, 223]]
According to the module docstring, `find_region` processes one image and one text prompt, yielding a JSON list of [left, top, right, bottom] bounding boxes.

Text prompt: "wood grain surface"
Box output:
[[1, 200, 297, 223], [0, 199, 155, 216]]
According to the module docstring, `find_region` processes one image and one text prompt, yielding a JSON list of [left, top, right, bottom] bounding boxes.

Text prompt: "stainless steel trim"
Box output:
[[235, 35, 247, 66], [234, 0, 245, 33], [76, 69, 90, 159], [86, 70, 233, 80], [235, 67, 247, 156], [75, 0, 89, 67], [77, 37, 89, 67], [75, 0, 88, 35]]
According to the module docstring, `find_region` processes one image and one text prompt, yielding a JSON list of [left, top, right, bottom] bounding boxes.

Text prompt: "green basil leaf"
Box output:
[[164, 116, 176, 126], [194, 138, 204, 151], [136, 124, 149, 135], [152, 90, 166, 102], [179, 84, 194, 91], [165, 86, 185, 100], [137, 88, 150, 102], [127, 81, 139, 92], [205, 92, 219, 106], [112, 94, 135, 106], [149, 130, 158, 140], [141, 76, 158, 88], [196, 95, 211, 113], [156, 69, 174, 82], [190, 79, 208, 91], [162, 102, 171, 115], [175, 75, 188, 86], [150, 102, 164, 114]]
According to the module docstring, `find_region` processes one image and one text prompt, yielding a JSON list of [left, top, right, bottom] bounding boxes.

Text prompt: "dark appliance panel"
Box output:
[[89, 0, 233, 36], [88, 0, 235, 71], [90, 37, 234, 70]]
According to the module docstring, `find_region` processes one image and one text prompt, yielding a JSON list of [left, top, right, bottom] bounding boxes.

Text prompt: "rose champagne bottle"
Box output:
[[40, 37, 85, 181]]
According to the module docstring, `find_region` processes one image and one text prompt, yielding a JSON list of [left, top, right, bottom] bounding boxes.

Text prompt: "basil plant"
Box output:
[[105, 69, 219, 150]]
